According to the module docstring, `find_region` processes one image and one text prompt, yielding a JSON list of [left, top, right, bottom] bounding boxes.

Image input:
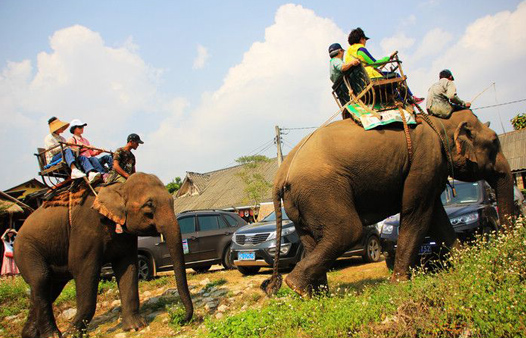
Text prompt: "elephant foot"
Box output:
[[390, 270, 410, 283], [284, 274, 311, 298], [122, 314, 147, 331], [260, 274, 283, 296]]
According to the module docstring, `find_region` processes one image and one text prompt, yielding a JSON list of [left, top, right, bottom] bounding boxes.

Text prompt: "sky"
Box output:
[[1, 0, 526, 190]]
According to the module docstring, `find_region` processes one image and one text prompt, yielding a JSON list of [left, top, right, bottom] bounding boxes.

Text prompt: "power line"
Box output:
[[472, 98, 526, 111]]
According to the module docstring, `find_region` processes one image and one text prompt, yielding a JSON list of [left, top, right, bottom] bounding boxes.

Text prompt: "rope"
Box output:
[[68, 190, 73, 228], [472, 98, 526, 110], [397, 104, 413, 165]]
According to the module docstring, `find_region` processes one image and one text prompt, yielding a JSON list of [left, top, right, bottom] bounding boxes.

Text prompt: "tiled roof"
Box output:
[[173, 158, 279, 214]]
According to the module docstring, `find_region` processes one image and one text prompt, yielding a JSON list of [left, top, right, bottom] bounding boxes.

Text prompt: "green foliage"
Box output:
[[206, 223, 526, 338], [510, 113, 526, 130], [202, 278, 227, 293], [0, 277, 29, 319], [166, 176, 183, 194], [235, 155, 272, 207]]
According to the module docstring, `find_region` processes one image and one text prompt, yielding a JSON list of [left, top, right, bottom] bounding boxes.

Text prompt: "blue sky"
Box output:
[[1, 0, 525, 190]]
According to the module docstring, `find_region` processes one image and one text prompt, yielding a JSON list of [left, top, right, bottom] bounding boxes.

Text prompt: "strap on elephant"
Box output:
[[414, 103, 456, 182], [396, 103, 413, 165]]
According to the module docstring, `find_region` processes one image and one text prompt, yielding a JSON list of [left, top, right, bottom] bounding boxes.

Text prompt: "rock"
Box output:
[[162, 288, 179, 297], [199, 278, 211, 286], [146, 311, 163, 321], [202, 292, 210, 297], [145, 297, 160, 306], [233, 290, 243, 296], [189, 285, 197, 290], [241, 304, 248, 311], [5, 315, 18, 321], [205, 301, 219, 312], [211, 289, 228, 297], [143, 291, 152, 297], [217, 304, 228, 313], [111, 300, 121, 307], [112, 306, 121, 314], [215, 312, 224, 319], [62, 308, 77, 320], [115, 333, 127, 338], [102, 301, 109, 307]]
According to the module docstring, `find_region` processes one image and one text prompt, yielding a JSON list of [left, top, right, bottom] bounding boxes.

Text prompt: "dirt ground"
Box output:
[[5, 258, 390, 337]]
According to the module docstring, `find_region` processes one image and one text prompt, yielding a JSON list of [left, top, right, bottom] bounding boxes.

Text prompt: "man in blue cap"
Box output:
[[426, 69, 471, 118], [328, 42, 360, 84]]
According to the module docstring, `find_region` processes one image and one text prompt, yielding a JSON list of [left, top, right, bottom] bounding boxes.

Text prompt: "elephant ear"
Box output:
[[92, 184, 126, 226], [454, 121, 478, 163]]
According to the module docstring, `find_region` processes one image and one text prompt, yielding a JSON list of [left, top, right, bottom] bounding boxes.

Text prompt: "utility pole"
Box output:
[[275, 125, 283, 167]]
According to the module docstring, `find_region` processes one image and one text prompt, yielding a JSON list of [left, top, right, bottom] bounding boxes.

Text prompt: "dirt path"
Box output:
[[2, 258, 389, 337]]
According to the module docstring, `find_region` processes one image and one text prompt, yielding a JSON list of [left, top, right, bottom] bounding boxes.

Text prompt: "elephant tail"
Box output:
[[261, 184, 284, 296]]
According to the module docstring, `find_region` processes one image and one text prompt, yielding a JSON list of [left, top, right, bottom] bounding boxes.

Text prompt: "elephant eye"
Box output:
[[144, 200, 154, 208]]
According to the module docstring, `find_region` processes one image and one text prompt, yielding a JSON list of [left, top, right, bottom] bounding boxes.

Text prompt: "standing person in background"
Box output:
[[1, 229, 19, 278], [426, 69, 471, 118]]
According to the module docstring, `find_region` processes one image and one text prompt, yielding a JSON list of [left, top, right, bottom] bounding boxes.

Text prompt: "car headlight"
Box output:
[[450, 212, 479, 225], [267, 227, 296, 241], [382, 224, 394, 235]]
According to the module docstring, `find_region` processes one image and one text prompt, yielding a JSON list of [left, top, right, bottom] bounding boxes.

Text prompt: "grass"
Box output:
[[205, 222, 526, 338]]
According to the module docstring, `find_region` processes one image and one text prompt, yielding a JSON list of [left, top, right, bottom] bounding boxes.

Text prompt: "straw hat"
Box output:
[[48, 117, 70, 134]]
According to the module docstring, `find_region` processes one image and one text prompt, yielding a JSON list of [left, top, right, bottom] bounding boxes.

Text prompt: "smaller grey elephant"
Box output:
[[15, 173, 193, 338]]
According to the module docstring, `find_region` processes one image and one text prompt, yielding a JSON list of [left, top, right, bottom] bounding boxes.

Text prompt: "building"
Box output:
[[499, 129, 526, 189], [174, 158, 279, 222]]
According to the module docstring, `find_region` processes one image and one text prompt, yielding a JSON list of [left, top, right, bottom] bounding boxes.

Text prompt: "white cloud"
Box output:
[[192, 44, 209, 69], [410, 28, 453, 63], [380, 32, 415, 56]]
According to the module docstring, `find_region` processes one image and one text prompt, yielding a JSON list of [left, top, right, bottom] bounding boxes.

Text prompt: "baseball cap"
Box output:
[[328, 43, 343, 54], [127, 133, 144, 144], [69, 119, 87, 133], [439, 69, 454, 80]]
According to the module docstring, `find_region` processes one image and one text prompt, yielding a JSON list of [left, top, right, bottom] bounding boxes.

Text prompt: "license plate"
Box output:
[[238, 252, 255, 260], [419, 245, 432, 255]]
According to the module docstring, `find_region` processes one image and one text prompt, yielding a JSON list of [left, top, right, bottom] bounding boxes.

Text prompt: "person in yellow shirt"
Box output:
[[345, 27, 423, 104]]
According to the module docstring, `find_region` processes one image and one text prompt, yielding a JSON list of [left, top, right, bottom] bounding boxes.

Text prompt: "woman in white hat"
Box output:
[[1, 228, 19, 278], [67, 119, 112, 183], [43, 117, 86, 179]]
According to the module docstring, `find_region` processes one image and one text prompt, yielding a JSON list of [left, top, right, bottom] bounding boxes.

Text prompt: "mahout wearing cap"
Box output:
[[127, 133, 144, 144], [348, 27, 370, 45], [439, 69, 454, 81]]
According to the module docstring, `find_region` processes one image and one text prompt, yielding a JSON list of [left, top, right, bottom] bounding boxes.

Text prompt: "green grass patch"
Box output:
[[202, 278, 227, 293], [206, 223, 526, 338], [0, 277, 30, 319]]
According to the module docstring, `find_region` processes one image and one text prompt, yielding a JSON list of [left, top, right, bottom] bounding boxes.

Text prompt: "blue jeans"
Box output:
[[50, 149, 76, 168], [98, 154, 113, 171]]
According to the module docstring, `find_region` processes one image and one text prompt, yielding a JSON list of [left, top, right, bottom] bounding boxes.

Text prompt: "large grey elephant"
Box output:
[[263, 110, 514, 297], [14, 173, 193, 338]]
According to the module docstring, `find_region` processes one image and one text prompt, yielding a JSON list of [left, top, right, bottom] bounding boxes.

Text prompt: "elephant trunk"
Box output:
[[489, 153, 515, 228], [162, 222, 193, 322]]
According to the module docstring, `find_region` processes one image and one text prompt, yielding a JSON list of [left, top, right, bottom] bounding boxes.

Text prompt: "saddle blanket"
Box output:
[[346, 104, 416, 130]]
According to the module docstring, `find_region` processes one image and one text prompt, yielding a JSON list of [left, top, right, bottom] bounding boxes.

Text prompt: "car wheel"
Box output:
[[363, 235, 381, 263], [137, 254, 154, 280], [192, 265, 211, 273], [222, 244, 235, 270], [237, 266, 261, 275]]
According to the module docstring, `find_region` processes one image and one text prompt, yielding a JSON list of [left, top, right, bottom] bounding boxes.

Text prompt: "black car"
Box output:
[[102, 209, 247, 280], [230, 208, 382, 275], [380, 180, 499, 269]]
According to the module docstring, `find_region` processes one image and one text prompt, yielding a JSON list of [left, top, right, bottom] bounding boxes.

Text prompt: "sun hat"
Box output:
[[48, 117, 70, 134]]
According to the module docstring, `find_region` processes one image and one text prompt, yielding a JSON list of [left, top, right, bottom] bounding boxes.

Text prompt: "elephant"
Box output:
[[262, 109, 514, 297], [14, 173, 193, 338]]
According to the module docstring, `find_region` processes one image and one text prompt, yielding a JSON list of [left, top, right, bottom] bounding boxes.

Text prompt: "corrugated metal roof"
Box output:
[[499, 129, 526, 172], [173, 158, 278, 214]]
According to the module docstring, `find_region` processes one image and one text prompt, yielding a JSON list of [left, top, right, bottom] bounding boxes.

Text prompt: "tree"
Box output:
[[166, 177, 183, 195], [235, 155, 272, 220], [510, 113, 526, 130]]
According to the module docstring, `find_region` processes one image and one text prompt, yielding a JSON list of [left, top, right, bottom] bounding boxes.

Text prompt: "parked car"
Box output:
[[102, 209, 247, 280], [380, 180, 499, 270], [230, 208, 382, 275]]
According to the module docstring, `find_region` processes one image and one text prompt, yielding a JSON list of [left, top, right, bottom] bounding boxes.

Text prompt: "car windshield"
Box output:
[[441, 182, 481, 206], [261, 208, 290, 222]]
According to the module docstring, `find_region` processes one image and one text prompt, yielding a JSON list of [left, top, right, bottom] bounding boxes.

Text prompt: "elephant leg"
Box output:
[[296, 226, 328, 294], [68, 266, 100, 333], [286, 204, 363, 297], [427, 197, 460, 261], [112, 253, 147, 331], [19, 257, 60, 338], [392, 177, 441, 281]]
